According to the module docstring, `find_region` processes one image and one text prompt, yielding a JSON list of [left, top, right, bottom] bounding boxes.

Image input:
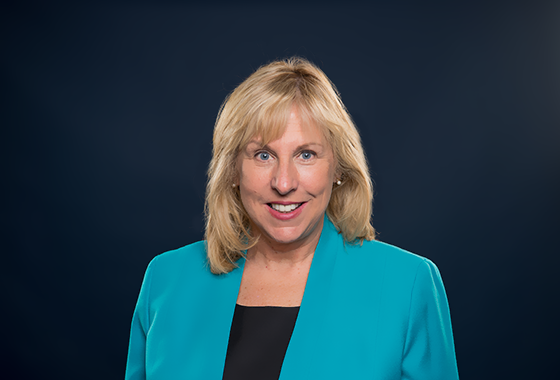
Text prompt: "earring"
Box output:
[[232, 183, 237, 188], [336, 180, 342, 185]]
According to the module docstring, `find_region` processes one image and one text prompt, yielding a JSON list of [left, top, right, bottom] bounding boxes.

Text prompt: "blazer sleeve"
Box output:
[[124, 258, 157, 380], [401, 259, 460, 380]]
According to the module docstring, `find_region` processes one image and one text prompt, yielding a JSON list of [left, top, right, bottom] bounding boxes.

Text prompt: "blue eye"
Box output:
[[301, 151, 314, 160], [258, 152, 270, 161]]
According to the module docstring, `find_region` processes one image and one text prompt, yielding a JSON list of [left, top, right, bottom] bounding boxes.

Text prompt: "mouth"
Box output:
[[267, 202, 305, 213]]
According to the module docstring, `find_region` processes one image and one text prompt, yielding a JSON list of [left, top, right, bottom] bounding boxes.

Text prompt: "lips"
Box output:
[[268, 203, 304, 213], [266, 201, 307, 220]]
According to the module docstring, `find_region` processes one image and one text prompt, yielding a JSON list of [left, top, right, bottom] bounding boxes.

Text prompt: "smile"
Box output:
[[268, 203, 304, 213]]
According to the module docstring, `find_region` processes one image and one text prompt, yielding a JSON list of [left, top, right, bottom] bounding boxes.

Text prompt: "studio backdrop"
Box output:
[[2, 1, 559, 379]]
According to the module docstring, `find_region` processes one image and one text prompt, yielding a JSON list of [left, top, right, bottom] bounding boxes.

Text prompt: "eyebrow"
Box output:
[[245, 141, 324, 151]]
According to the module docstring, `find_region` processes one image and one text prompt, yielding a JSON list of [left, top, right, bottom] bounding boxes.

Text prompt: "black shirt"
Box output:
[[222, 304, 300, 380]]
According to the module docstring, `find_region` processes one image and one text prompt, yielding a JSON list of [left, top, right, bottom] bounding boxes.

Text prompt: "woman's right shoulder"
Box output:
[[144, 240, 214, 282]]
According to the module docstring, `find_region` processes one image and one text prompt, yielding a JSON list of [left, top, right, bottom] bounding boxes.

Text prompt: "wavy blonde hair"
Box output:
[[205, 57, 375, 274]]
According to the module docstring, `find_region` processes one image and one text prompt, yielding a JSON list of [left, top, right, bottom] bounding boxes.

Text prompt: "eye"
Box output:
[[257, 152, 270, 161], [300, 151, 315, 160]]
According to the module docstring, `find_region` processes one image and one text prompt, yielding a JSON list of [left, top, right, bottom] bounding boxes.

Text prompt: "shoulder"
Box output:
[[145, 240, 213, 283], [345, 238, 434, 271], [334, 238, 442, 293], [152, 240, 207, 265]]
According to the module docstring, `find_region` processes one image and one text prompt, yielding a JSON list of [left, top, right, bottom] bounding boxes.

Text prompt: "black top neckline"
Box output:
[[236, 304, 300, 309]]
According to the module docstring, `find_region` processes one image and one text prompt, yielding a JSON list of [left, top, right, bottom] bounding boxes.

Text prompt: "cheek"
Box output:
[[239, 165, 270, 197], [300, 165, 335, 195]]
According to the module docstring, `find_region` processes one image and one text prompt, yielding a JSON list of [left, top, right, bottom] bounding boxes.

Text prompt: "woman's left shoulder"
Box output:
[[343, 239, 439, 278]]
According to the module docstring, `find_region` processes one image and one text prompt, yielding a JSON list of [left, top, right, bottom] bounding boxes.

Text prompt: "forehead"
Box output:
[[241, 105, 329, 149]]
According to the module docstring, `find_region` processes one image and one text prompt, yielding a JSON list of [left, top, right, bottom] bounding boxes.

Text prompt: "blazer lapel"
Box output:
[[194, 257, 245, 379], [279, 214, 340, 379]]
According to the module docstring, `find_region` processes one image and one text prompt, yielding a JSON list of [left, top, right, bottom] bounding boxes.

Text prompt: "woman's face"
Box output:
[[237, 106, 337, 248]]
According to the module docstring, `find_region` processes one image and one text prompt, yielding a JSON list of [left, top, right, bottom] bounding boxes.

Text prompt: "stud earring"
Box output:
[[336, 180, 342, 185], [232, 183, 237, 188]]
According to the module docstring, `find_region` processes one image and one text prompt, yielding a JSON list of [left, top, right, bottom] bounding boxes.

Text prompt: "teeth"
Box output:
[[270, 203, 301, 213]]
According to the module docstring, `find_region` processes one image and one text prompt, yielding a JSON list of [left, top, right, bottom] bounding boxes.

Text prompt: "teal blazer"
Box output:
[[125, 215, 459, 379]]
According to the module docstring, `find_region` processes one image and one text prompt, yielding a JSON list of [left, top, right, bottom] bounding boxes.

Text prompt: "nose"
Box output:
[[271, 159, 298, 195]]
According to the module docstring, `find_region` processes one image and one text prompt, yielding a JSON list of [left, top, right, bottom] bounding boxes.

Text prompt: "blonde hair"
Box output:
[[205, 57, 375, 274]]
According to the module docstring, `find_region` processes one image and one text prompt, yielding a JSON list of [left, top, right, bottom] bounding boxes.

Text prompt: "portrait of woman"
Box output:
[[125, 57, 459, 379], [6, 2, 560, 379]]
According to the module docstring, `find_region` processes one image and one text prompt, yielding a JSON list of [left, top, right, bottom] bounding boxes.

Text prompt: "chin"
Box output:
[[261, 222, 318, 246], [265, 228, 303, 245]]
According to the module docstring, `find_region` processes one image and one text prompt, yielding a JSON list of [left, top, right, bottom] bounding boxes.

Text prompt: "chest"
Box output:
[[144, 266, 410, 380]]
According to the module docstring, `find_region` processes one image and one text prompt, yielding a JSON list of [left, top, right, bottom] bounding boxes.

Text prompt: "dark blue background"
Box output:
[[2, 1, 559, 378]]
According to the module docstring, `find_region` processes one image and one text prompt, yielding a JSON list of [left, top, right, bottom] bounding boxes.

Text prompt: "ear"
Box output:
[[334, 165, 343, 183], [231, 171, 239, 188], [232, 157, 240, 187]]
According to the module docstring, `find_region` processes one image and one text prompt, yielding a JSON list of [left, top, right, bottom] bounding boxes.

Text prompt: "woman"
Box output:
[[125, 57, 459, 379]]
